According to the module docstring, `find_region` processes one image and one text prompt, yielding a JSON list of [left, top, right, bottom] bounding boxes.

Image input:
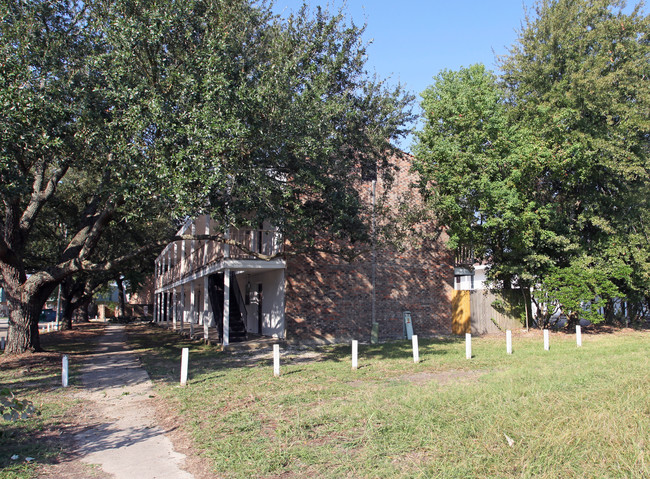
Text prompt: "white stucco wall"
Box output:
[[239, 269, 285, 338]]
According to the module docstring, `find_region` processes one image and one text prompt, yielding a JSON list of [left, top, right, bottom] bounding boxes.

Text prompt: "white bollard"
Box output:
[[412, 334, 419, 363], [576, 325, 582, 347], [273, 344, 280, 377], [465, 333, 472, 359], [62, 355, 69, 388], [506, 330, 512, 355], [544, 329, 550, 351], [351, 340, 358, 370], [180, 347, 189, 386]]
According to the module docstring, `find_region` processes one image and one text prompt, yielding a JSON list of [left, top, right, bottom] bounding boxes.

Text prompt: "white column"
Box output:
[[465, 333, 472, 359], [181, 234, 186, 275], [506, 330, 512, 354], [154, 293, 159, 323], [223, 269, 230, 347], [190, 282, 195, 337], [172, 288, 177, 330], [203, 275, 211, 341], [576, 325, 582, 347], [159, 292, 163, 323], [352, 340, 358, 370], [165, 292, 171, 324], [180, 288, 186, 332]]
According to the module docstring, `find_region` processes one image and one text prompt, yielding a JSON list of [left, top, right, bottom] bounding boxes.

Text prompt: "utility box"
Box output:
[[371, 322, 379, 344], [403, 311, 413, 340]]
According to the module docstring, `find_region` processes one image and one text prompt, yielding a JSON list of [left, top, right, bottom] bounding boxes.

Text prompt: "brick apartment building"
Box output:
[[153, 154, 453, 344]]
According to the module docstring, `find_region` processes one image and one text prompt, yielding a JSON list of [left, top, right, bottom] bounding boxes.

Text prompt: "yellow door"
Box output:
[[452, 290, 471, 334]]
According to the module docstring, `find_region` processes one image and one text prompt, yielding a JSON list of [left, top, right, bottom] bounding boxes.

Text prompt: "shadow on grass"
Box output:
[[125, 323, 468, 385], [0, 322, 109, 474]]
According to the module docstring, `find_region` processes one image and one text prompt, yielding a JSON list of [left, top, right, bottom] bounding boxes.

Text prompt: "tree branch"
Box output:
[[0, 237, 22, 270], [19, 162, 69, 236]]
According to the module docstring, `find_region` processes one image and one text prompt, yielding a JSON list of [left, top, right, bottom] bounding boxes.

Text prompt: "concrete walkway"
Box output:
[[75, 323, 194, 479]]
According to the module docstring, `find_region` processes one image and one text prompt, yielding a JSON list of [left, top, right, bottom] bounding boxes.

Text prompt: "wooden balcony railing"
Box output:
[[156, 229, 282, 289]]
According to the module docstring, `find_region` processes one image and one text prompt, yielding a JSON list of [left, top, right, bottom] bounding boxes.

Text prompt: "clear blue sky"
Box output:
[[273, 1, 647, 151], [272, 0, 538, 151]]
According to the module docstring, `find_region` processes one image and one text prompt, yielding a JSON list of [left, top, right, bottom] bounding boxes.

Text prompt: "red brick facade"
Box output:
[[285, 153, 453, 342]]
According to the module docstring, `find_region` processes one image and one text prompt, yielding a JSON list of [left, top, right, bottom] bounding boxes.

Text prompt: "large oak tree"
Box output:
[[0, 0, 414, 353]]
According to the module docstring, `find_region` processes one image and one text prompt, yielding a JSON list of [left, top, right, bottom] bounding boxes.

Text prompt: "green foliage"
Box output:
[[90, 0, 414, 240], [0, 0, 413, 352], [0, 388, 37, 422], [415, 1, 650, 323]]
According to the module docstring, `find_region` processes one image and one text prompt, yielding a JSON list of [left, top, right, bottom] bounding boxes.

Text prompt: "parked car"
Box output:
[[39, 309, 57, 322]]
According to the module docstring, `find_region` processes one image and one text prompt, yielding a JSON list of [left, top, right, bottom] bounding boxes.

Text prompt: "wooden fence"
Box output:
[[452, 289, 526, 334]]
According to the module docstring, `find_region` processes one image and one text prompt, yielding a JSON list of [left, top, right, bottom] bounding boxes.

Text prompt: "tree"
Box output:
[[0, 0, 414, 353], [415, 0, 650, 325]]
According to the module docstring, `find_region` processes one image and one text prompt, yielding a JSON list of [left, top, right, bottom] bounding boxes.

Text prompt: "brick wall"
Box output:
[[285, 153, 453, 342]]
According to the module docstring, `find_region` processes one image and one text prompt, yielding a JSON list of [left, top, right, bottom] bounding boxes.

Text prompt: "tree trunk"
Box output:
[[2, 262, 57, 354], [116, 276, 126, 318], [61, 297, 75, 331], [6, 301, 43, 354], [78, 301, 91, 323]]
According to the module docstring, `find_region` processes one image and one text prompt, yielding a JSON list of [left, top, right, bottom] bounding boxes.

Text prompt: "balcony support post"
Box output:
[[172, 287, 177, 330], [190, 281, 195, 338], [180, 287, 185, 332], [223, 268, 230, 347], [203, 274, 211, 341]]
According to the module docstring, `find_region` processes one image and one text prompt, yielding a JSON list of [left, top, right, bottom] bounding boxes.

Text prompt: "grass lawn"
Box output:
[[127, 325, 650, 479], [0, 322, 106, 479]]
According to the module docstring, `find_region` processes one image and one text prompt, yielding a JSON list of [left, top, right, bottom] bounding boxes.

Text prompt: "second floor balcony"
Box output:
[[155, 222, 283, 290]]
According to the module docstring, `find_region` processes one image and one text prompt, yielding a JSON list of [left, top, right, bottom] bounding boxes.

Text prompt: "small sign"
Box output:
[[403, 311, 413, 340]]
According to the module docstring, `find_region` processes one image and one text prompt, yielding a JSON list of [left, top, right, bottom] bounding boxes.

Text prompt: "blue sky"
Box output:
[[273, 1, 648, 151], [272, 0, 538, 150]]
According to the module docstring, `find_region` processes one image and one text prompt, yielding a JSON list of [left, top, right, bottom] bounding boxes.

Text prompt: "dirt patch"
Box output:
[[396, 369, 488, 385], [150, 394, 216, 479]]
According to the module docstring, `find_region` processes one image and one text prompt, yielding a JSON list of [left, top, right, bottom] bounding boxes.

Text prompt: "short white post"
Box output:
[[351, 340, 358, 370], [47, 323, 51, 332], [180, 347, 189, 386], [543, 329, 550, 351], [62, 355, 69, 388], [576, 325, 582, 347], [412, 334, 419, 363], [465, 333, 472, 359], [506, 330, 512, 355], [273, 344, 280, 377]]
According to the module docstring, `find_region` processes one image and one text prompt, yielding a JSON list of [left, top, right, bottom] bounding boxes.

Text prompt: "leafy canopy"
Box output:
[[414, 0, 650, 324]]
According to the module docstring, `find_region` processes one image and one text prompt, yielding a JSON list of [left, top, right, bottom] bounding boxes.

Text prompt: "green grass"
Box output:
[[0, 323, 106, 479], [127, 325, 650, 478]]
